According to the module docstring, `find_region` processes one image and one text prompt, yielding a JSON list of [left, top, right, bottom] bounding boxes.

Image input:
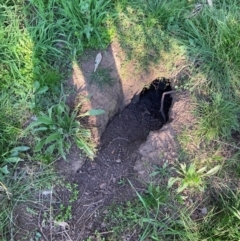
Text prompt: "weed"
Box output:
[[106, 182, 198, 241], [27, 100, 105, 160], [55, 183, 79, 221], [117, 178, 126, 185], [168, 163, 221, 193], [150, 162, 173, 179]]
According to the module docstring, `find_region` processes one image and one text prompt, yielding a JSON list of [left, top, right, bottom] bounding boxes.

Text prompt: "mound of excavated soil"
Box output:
[[134, 91, 196, 183]]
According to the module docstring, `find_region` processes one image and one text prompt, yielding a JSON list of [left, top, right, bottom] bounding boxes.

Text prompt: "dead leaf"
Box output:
[[94, 52, 102, 72]]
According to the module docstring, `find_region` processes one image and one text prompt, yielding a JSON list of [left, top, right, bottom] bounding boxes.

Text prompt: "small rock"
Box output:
[[102, 209, 108, 214], [99, 183, 107, 189], [103, 191, 110, 195], [42, 190, 53, 196], [112, 177, 117, 183], [116, 159, 121, 163], [101, 222, 106, 228], [138, 170, 145, 175], [201, 207, 208, 215]]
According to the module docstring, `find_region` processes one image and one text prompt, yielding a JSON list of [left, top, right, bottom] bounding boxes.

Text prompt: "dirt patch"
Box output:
[[67, 39, 187, 143], [13, 41, 194, 240], [50, 91, 194, 241], [134, 91, 196, 183], [57, 78, 174, 240]]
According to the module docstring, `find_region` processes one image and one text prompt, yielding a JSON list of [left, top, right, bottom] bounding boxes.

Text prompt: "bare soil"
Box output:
[[12, 41, 195, 241], [54, 80, 173, 240]]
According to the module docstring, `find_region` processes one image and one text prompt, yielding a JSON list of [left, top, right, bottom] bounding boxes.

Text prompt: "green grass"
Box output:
[[105, 182, 201, 241], [24, 0, 114, 61], [196, 94, 240, 142], [0, 165, 57, 240], [174, 2, 240, 95], [0, 0, 240, 240], [111, 0, 191, 69], [199, 185, 240, 241]]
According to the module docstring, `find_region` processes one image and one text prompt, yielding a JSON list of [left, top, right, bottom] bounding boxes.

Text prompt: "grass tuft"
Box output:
[[175, 2, 240, 94], [196, 94, 240, 142]]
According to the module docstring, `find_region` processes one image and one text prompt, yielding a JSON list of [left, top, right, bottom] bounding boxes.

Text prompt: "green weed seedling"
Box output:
[[84, 232, 106, 241], [118, 178, 126, 185], [27, 101, 105, 160], [0, 146, 30, 183], [56, 183, 79, 221], [150, 162, 173, 179], [168, 163, 221, 193]]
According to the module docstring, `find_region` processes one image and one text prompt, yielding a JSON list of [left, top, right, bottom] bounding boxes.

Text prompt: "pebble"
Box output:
[[102, 209, 108, 214], [201, 207, 208, 215], [99, 183, 107, 189]]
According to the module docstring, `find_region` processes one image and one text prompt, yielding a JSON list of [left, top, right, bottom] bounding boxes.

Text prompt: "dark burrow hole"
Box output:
[[98, 77, 174, 155], [138, 77, 173, 125]]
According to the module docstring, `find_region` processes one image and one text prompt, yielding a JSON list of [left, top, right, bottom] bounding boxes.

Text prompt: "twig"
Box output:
[[38, 210, 49, 241], [0, 181, 12, 199], [49, 185, 53, 241], [97, 230, 114, 235], [214, 140, 240, 150], [106, 137, 130, 149], [160, 91, 177, 123], [62, 229, 73, 241]]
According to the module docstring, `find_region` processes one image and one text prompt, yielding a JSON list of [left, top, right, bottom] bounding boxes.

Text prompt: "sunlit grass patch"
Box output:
[[24, 0, 114, 62], [196, 94, 240, 142], [175, 2, 240, 94]]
